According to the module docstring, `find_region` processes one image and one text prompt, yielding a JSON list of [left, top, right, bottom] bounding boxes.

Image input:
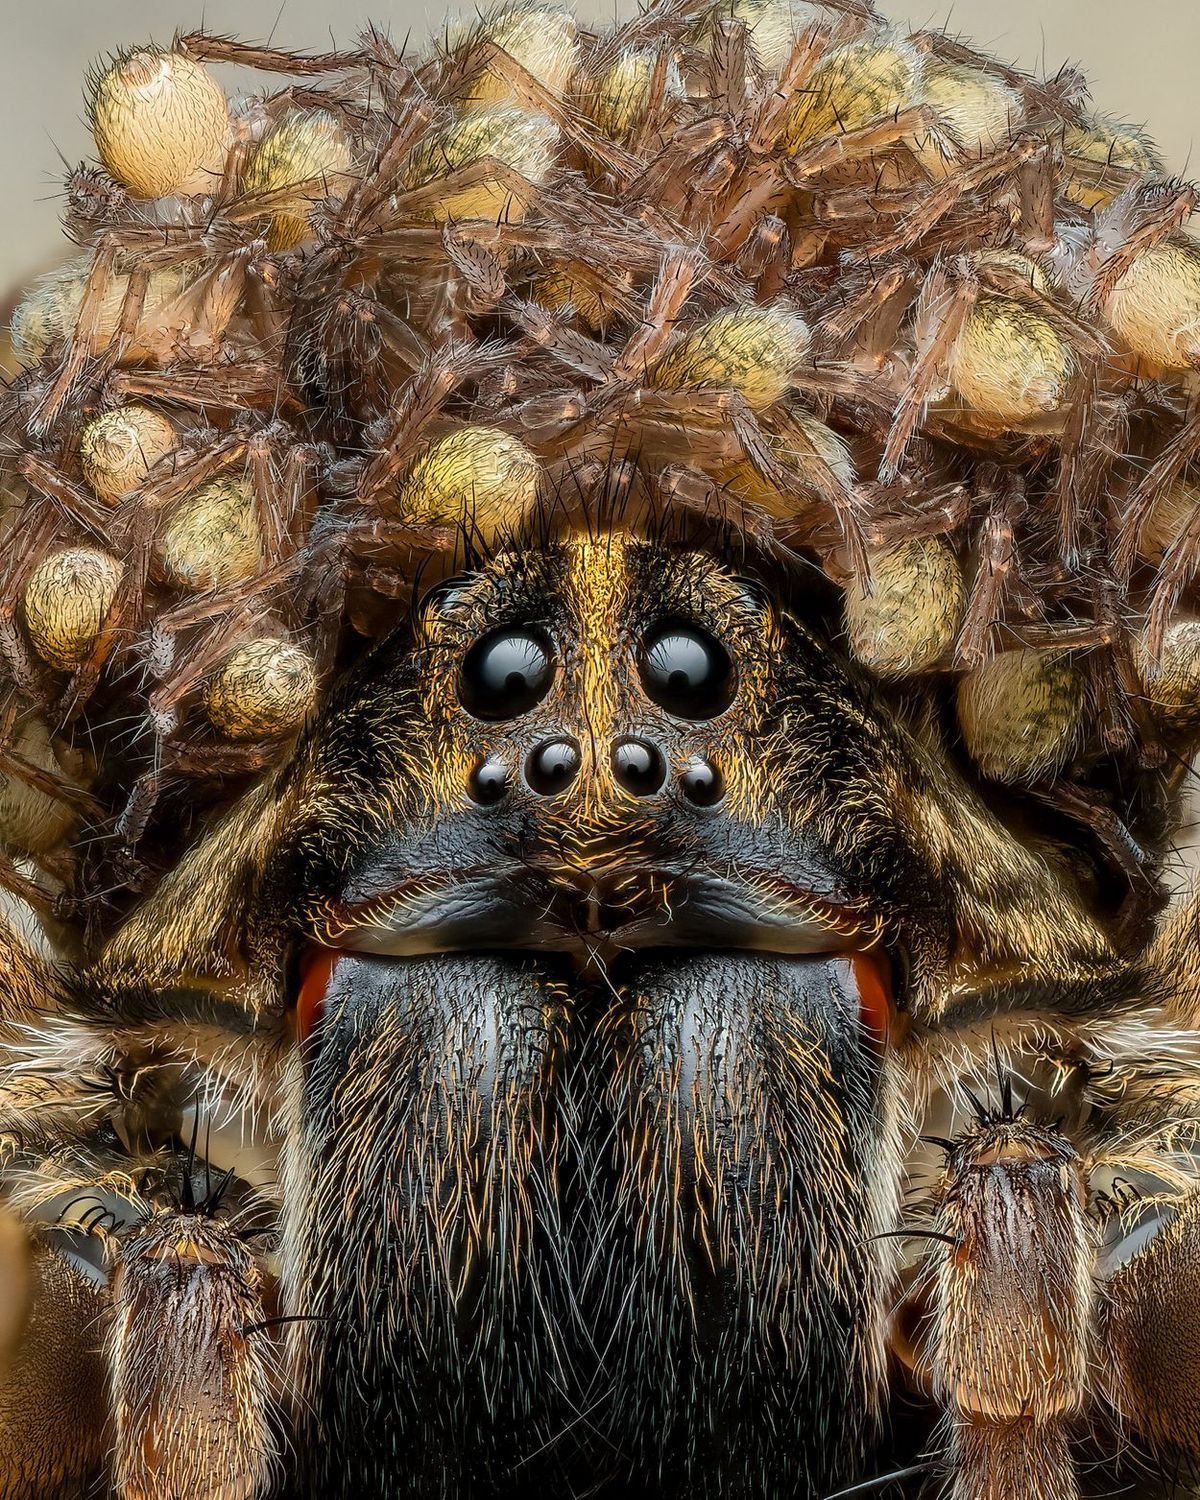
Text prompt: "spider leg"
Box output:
[[0, 1233, 109, 1499], [1, 1156, 279, 1500], [0, 896, 288, 1491], [1097, 1186, 1200, 1463], [0, 1040, 281, 1496], [109, 1208, 279, 1500], [1078, 913, 1200, 1464], [879, 259, 978, 483], [924, 1111, 1091, 1499]]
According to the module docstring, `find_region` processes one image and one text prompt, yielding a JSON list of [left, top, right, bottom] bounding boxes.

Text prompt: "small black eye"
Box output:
[[419, 575, 471, 618], [460, 628, 554, 720], [639, 619, 735, 719], [468, 753, 510, 805], [680, 755, 725, 806]]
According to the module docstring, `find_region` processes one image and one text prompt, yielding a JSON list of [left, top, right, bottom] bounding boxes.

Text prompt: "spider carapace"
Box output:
[[3, 520, 1200, 1498]]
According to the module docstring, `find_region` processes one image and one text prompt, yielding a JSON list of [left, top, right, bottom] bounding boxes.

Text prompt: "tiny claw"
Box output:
[[870, 1227, 961, 1248]]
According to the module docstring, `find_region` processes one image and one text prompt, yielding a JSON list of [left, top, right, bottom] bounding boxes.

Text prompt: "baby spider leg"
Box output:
[[0, 883, 297, 1500], [879, 258, 978, 483]]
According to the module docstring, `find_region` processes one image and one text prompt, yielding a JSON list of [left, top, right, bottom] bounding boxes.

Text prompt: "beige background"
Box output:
[[0, 1, 1198, 293]]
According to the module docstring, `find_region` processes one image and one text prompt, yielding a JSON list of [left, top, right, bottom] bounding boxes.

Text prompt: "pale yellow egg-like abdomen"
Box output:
[[23, 547, 122, 671], [90, 48, 230, 199], [205, 639, 318, 740]]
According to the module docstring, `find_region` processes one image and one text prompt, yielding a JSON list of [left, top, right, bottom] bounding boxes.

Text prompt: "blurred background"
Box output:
[[1, 0, 1198, 294]]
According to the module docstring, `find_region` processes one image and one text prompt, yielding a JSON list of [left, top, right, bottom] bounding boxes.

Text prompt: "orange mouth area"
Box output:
[[290, 935, 897, 1052]]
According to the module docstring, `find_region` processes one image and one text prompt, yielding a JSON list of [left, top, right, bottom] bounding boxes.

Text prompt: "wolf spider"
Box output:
[[4, 4, 1200, 1496], [0, 517, 1197, 1498]]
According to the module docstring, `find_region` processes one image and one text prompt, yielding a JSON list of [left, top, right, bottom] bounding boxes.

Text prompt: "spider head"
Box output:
[[96, 523, 1134, 1036], [279, 531, 891, 978], [173, 523, 1124, 1040]]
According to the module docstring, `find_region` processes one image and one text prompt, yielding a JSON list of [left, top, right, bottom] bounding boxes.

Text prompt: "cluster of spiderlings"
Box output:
[[0, 0, 1199, 926]]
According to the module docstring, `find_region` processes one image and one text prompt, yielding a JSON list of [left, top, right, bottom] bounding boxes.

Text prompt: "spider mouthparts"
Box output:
[[309, 863, 881, 964], [293, 870, 897, 1050]]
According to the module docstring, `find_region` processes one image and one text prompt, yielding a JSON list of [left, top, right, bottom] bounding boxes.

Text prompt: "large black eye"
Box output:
[[639, 619, 735, 719], [460, 628, 554, 720]]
